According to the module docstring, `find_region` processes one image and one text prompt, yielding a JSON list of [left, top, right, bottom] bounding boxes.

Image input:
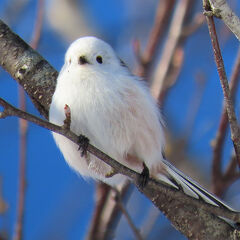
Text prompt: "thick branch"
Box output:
[[0, 19, 57, 118], [1, 19, 240, 239], [0, 98, 240, 239]]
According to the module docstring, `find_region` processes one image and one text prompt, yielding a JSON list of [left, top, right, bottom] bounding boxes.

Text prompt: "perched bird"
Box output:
[[49, 36, 238, 223]]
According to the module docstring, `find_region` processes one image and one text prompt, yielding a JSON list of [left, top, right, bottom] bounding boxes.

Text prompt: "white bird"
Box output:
[[49, 36, 238, 223]]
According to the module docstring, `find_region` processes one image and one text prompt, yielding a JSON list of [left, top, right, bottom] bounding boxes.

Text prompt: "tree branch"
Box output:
[[1, 19, 240, 239], [0, 19, 57, 119], [151, 0, 194, 103], [207, 0, 240, 41], [211, 47, 240, 196], [0, 98, 240, 239], [135, 0, 176, 78], [14, 2, 44, 239], [204, 2, 240, 167]]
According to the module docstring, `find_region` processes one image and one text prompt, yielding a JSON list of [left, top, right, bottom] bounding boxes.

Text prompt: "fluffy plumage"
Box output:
[[50, 37, 165, 185], [49, 37, 238, 221]]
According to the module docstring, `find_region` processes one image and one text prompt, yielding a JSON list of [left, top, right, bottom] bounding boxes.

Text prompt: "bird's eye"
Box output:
[[96, 56, 103, 64], [79, 56, 88, 65]]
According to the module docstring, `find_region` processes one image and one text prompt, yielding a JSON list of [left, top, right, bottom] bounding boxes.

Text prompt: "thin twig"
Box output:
[[0, 98, 139, 182], [151, 0, 193, 103], [13, 85, 27, 240], [86, 183, 112, 240], [1, 17, 240, 238], [30, 0, 44, 50], [114, 191, 143, 240], [135, 0, 176, 77], [211, 47, 240, 196], [0, 98, 240, 225], [204, 2, 240, 168], [13, 1, 44, 240], [181, 13, 205, 37], [0, 177, 8, 215], [89, 1, 175, 238]]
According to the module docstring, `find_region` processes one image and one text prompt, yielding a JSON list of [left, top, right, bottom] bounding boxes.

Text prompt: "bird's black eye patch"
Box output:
[[79, 56, 88, 65], [96, 56, 103, 64]]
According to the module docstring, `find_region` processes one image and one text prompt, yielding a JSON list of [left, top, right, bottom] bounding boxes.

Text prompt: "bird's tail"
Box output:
[[160, 159, 235, 210], [157, 159, 240, 228]]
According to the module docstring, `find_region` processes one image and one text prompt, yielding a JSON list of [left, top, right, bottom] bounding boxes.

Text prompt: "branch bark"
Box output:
[[0, 19, 57, 119], [204, 2, 240, 167], [151, 0, 193, 103], [211, 47, 240, 196], [1, 19, 240, 239], [208, 0, 240, 41], [1, 96, 240, 239]]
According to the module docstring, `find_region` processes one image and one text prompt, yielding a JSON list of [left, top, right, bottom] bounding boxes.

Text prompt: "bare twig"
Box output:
[[211, 47, 240, 196], [13, 2, 44, 240], [114, 190, 143, 240], [13, 86, 27, 240], [151, 0, 193, 103], [204, 2, 240, 168], [0, 177, 8, 215], [86, 182, 133, 240], [0, 98, 240, 230], [135, 0, 176, 77], [181, 13, 205, 37], [93, 182, 133, 240], [30, 0, 44, 49], [0, 98, 139, 184], [207, 0, 240, 41], [86, 183, 112, 240], [89, 1, 175, 237], [1, 18, 240, 239], [151, 11, 205, 103]]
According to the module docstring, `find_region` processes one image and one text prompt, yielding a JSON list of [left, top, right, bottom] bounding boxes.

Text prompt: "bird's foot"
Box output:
[[137, 162, 149, 189], [78, 134, 89, 157]]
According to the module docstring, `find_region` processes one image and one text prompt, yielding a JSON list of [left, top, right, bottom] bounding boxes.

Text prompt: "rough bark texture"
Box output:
[[209, 0, 240, 41], [137, 180, 240, 240], [0, 19, 240, 239], [0, 20, 57, 119]]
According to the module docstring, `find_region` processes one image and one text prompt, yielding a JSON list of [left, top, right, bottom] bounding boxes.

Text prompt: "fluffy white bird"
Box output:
[[49, 36, 238, 218]]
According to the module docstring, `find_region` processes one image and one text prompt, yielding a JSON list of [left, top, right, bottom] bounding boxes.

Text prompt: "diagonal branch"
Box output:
[[0, 98, 240, 239], [151, 0, 194, 103], [91, 1, 175, 238], [1, 19, 240, 239], [135, 0, 176, 78], [0, 19, 57, 119], [204, 2, 240, 168]]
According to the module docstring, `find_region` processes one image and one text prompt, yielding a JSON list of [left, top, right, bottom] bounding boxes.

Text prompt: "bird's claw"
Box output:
[[78, 134, 89, 157], [137, 162, 149, 189]]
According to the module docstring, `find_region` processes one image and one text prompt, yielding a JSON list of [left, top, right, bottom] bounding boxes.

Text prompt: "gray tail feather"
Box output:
[[159, 159, 240, 228]]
